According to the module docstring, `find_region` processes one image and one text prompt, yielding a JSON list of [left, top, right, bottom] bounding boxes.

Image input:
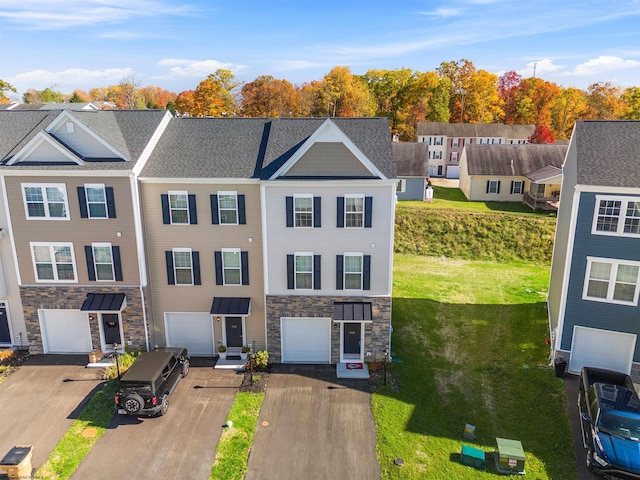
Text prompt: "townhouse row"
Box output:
[[0, 110, 396, 366]]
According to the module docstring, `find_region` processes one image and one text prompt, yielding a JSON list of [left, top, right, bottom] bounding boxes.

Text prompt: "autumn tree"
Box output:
[[437, 59, 476, 123], [0, 79, 17, 102], [465, 69, 504, 123], [175, 90, 196, 115], [138, 86, 177, 109], [512, 77, 560, 126], [550, 87, 587, 139], [621, 87, 640, 119], [528, 125, 555, 144], [585, 81, 622, 119], [320, 67, 375, 118], [68, 90, 90, 103], [117, 74, 142, 109], [183, 69, 239, 117], [498, 71, 522, 123], [425, 77, 451, 122], [240, 75, 298, 117]]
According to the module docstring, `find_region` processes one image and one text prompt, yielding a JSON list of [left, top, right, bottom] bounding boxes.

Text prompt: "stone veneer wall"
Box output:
[[266, 295, 391, 363], [21, 286, 148, 354]]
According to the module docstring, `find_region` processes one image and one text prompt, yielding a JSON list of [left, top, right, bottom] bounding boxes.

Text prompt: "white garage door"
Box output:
[[281, 317, 331, 363], [164, 312, 214, 356], [40, 309, 92, 353], [568, 326, 636, 374]]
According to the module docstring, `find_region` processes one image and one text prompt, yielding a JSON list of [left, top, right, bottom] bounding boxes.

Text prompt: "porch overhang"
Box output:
[[333, 302, 373, 322], [210, 297, 251, 316], [80, 293, 126, 312]]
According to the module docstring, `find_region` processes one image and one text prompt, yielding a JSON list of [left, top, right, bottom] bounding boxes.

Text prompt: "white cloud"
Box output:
[[416, 7, 462, 18], [158, 59, 248, 77], [571, 55, 640, 76], [517, 58, 565, 78], [11, 67, 133, 91]]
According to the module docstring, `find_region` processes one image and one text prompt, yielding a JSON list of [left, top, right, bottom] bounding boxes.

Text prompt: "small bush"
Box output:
[[103, 351, 141, 380], [248, 350, 269, 370], [0, 350, 14, 362]]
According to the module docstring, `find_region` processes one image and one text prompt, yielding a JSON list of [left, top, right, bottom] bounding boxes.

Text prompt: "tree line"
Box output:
[[2, 59, 640, 140]]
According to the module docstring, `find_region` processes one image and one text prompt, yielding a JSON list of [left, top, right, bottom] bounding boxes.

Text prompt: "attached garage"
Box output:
[[39, 309, 92, 353], [164, 312, 214, 356], [281, 317, 331, 363], [568, 326, 637, 374]]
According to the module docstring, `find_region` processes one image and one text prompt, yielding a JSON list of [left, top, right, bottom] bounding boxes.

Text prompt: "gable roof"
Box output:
[[464, 144, 568, 176], [392, 142, 429, 176], [574, 120, 640, 188], [416, 122, 535, 139]]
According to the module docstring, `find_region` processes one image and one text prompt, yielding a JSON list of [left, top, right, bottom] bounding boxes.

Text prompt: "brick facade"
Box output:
[[266, 295, 391, 363]]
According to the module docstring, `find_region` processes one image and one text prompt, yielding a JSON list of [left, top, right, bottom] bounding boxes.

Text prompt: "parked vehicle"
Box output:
[[114, 347, 189, 417], [578, 366, 640, 478]]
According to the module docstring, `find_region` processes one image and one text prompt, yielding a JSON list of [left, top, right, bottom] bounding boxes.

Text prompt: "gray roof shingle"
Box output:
[[464, 144, 567, 176], [416, 122, 535, 139], [392, 142, 429, 176]]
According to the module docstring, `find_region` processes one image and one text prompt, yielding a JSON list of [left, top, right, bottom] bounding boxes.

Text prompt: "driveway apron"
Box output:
[[245, 364, 381, 480], [0, 355, 102, 470], [72, 365, 241, 480]]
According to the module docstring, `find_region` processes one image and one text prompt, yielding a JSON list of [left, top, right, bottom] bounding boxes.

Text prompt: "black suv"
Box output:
[[115, 347, 189, 417]]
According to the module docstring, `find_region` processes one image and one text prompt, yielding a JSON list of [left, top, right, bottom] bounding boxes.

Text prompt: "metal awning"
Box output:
[[81, 293, 126, 312], [333, 302, 372, 322], [210, 297, 251, 316]]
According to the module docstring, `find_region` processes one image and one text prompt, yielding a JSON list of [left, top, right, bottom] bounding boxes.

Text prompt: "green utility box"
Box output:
[[495, 438, 525, 474], [460, 445, 485, 469]]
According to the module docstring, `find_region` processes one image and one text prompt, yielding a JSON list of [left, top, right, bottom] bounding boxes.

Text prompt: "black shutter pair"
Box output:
[[285, 196, 322, 227], [510, 181, 522, 194], [214, 251, 250, 285], [161, 194, 198, 224], [210, 194, 246, 224], [84, 245, 123, 281], [486, 181, 501, 194], [336, 196, 373, 228], [78, 187, 116, 218], [165, 251, 201, 285], [336, 255, 371, 290], [286, 254, 321, 289]]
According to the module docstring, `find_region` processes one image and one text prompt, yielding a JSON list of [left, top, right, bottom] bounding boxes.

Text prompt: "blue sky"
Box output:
[[1, 0, 640, 98]]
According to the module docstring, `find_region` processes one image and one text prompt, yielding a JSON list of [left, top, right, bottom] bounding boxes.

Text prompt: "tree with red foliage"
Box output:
[[528, 125, 555, 144]]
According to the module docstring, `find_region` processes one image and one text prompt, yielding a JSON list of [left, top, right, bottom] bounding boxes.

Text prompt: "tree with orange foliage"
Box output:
[[585, 82, 622, 119], [175, 90, 196, 116], [240, 75, 298, 117], [528, 125, 555, 144], [498, 71, 522, 124], [512, 77, 560, 126]]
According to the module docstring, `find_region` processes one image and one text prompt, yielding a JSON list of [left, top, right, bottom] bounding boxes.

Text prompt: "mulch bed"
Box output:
[[239, 364, 271, 394]]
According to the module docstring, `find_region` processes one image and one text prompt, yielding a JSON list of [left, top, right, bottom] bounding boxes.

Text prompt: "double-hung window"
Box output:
[[345, 195, 364, 228], [511, 181, 524, 195], [218, 192, 238, 224], [222, 248, 241, 285], [487, 180, 500, 194], [295, 253, 313, 289], [584, 257, 640, 305], [294, 195, 313, 227], [22, 184, 69, 219], [344, 254, 363, 290], [91, 244, 115, 281], [31, 242, 76, 282], [593, 196, 640, 236], [85, 185, 108, 218], [169, 191, 189, 224]]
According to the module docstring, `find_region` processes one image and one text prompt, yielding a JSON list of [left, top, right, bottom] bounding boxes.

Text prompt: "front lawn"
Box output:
[[372, 254, 575, 479]]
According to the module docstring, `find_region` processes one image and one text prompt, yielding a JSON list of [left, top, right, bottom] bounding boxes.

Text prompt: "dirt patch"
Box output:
[[239, 364, 271, 394]]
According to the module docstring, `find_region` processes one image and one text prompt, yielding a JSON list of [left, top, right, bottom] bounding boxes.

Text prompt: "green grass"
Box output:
[[210, 392, 264, 480], [372, 254, 575, 480], [37, 381, 117, 479]]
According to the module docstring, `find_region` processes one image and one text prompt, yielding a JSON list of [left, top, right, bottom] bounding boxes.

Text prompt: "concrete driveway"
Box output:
[[245, 364, 380, 480], [72, 362, 242, 480], [0, 355, 102, 470]]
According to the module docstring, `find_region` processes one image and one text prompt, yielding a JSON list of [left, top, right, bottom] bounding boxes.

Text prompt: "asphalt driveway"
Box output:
[[564, 373, 599, 480], [0, 355, 102, 470], [245, 364, 380, 480], [71, 362, 242, 480]]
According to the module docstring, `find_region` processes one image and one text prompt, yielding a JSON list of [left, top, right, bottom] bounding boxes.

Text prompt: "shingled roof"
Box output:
[[464, 144, 567, 176], [392, 142, 429, 176], [574, 120, 640, 188], [416, 122, 535, 139]]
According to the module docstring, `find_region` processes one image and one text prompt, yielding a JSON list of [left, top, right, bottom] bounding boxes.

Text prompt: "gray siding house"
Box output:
[[392, 142, 430, 200]]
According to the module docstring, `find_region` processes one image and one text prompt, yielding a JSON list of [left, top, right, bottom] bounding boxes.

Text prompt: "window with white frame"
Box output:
[[344, 254, 363, 290], [345, 195, 364, 228], [295, 253, 313, 289], [451, 152, 459, 162], [452, 138, 459, 147], [487, 180, 500, 194], [218, 192, 238, 224], [173, 248, 194, 285], [433, 151, 442, 160], [222, 248, 241, 285], [593, 196, 640, 236], [512, 181, 524, 195], [294, 195, 313, 227], [396, 179, 406, 193], [30, 242, 76, 282], [434, 137, 443, 145], [169, 191, 189, 224], [85, 184, 108, 218], [584, 257, 640, 305], [22, 184, 69, 219], [92, 243, 115, 281]]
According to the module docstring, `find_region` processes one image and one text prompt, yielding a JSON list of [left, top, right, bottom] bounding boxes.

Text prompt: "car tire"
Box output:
[[182, 359, 190, 378], [124, 394, 144, 414], [158, 395, 169, 416]]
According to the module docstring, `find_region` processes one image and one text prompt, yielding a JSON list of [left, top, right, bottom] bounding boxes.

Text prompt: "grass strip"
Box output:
[[210, 392, 264, 480], [37, 381, 117, 479]]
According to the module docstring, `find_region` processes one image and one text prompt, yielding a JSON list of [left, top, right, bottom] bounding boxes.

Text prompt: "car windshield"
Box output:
[[597, 411, 640, 441]]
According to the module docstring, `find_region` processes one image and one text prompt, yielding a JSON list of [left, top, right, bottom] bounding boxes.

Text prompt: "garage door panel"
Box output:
[[281, 318, 330, 363], [568, 326, 636, 374], [40, 309, 92, 354], [165, 313, 214, 356]]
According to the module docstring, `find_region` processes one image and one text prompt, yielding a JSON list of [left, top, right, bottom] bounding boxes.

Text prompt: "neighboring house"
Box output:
[[392, 142, 430, 200], [459, 144, 567, 209], [0, 102, 101, 111], [548, 120, 640, 380], [416, 122, 535, 179], [0, 109, 171, 354]]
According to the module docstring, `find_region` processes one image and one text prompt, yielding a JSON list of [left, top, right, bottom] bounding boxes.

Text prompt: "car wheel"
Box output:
[[123, 394, 144, 414], [182, 359, 190, 378], [158, 395, 169, 416]]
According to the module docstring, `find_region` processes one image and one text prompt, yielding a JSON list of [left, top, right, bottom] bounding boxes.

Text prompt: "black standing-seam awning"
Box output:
[[333, 302, 373, 322], [81, 293, 126, 312], [210, 297, 251, 316]]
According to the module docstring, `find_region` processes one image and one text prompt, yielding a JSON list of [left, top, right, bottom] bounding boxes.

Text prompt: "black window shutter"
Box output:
[[188, 194, 198, 224], [214, 251, 223, 285], [165, 251, 175, 285], [313, 197, 321, 228], [106, 187, 117, 218], [313, 254, 321, 290], [238, 195, 246, 225], [286, 196, 294, 228], [210, 195, 219, 224], [363, 255, 371, 290], [364, 197, 373, 228], [486, 181, 490, 194], [496, 181, 501, 194], [336, 255, 344, 290], [84, 246, 95, 281], [77, 187, 88, 218], [510, 181, 514, 194], [287, 254, 295, 289], [192, 251, 201, 285], [336, 197, 344, 228], [113, 246, 123, 281], [241, 251, 249, 285], [161, 194, 170, 224]]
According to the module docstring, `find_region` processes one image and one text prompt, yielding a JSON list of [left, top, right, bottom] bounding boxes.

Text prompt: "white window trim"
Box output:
[[92, 242, 115, 282], [592, 195, 640, 237], [452, 138, 459, 147], [293, 194, 314, 228], [582, 256, 640, 306], [343, 252, 363, 291], [218, 191, 239, 225], [512, 181, 524, 195], [294, 251, 313, 290], [22, 183, 70, 220], [488, 180, 500, 194], [85, 183, 108, 219], [168, 190, 190, 225], [396, 179, 406, 193], [221, 247, 242, 286], [172, 247, 194, 286], [344, 194, 365, 229], [30, 242, 78, 283], [451, 151, 459, 162]]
